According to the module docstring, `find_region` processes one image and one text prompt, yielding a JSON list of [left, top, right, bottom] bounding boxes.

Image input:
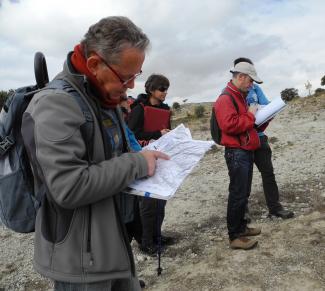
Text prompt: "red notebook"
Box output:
[[143, 106, 171, 132]]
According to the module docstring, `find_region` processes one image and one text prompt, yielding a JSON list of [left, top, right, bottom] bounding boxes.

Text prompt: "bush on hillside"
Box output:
[[315, 88, 325, 96], [194, 105, 205, 118], [172, 102, 181, 111], [321, 75, 325, 86], [280, 88, 299, 102]]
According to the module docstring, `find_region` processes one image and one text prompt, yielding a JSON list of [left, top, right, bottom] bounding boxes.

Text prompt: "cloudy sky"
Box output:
[[0, 0, 324, 104]]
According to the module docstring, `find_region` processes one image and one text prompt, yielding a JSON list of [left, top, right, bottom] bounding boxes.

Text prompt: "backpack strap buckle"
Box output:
[[0, 136, 14, 156]]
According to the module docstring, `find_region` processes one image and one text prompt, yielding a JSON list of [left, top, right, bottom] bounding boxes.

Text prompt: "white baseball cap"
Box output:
[[230, 62, 263, 84]]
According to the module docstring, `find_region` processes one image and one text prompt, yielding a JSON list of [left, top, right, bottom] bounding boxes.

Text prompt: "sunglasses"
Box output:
[[157, 86, 168, 92], [98, 55, 142, 86]]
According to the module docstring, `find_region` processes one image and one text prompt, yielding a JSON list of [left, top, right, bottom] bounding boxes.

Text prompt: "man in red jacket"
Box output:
[[214, 61, 263, 250]]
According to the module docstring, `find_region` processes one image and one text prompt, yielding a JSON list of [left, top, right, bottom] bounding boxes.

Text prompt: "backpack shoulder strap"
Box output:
[[46, 79, 94, 161], [220, 91, 239, 113], [219, 90, 247, 145]]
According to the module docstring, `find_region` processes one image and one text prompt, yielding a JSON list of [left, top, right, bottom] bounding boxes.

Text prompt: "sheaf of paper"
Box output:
[[255, 97, 287, 126], [127, 124, 214, 200]]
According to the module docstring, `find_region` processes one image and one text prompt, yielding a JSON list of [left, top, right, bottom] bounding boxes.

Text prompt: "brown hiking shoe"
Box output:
[[240, 227, 261, 237], [229, 237, 258, 250]]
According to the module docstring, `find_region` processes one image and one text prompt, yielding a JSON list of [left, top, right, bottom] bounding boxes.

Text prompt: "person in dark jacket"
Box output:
[[214, 61, 262, 250], [129, 74, 171, 144], [21, 16, 169, 291], [128, 74, 174, 255], [234, 57, 294, 220]]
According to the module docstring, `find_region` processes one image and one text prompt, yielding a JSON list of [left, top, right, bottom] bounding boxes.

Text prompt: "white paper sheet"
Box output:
[[126, 124, 214, 200], [255, 97, 287, 126]]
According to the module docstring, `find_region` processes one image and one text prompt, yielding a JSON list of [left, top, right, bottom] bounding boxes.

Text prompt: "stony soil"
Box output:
[[1, 94, 325, 291]]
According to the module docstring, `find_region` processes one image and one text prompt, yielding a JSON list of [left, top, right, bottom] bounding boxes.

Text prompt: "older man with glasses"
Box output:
[[213, 61, 263, 250], [21, 16, 169, 291]]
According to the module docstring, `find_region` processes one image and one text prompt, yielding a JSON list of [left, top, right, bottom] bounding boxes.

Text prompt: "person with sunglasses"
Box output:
[[128, 74, 174, 255], [21, 17, 169, 291], [213, 60, 263, 250]]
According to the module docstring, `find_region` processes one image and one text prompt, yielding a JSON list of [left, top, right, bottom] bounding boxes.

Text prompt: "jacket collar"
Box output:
[[59, 51, 89, 91], [226, 81, 241, 95], [57, 52, 100, 103], [226, 81, 247, 103]]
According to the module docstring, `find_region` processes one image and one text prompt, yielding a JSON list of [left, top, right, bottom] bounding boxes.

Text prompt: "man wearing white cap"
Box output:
[[234, 57, 294, 221], [213, 60, 262, 250]]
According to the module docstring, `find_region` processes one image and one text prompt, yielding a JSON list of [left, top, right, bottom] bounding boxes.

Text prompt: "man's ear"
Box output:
[[87, 55, 102, 76]]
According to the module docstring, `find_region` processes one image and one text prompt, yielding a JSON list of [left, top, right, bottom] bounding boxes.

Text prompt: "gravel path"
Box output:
[[1, 94, 324, 291]]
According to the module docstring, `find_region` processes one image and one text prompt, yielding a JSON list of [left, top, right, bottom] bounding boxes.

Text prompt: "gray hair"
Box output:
[[81, 16, 150, 64]]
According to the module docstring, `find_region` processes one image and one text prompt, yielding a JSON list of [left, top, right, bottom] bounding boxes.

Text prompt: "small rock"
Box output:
[[185, 249, 192, 256], [136, 255, 147, 262]]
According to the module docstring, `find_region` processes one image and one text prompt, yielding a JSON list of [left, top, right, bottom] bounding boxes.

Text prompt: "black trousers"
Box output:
[[138, 197, 166, 246], [254, 135, 282, 213], [225, 148, 253, 241], [125, 197, 142, 244]]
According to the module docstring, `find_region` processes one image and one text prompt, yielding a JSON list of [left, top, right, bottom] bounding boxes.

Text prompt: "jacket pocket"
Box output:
[[243, 129, 260, 150], [50, 208, 85, 275], [84, 200, 130, 274], [41, 197, 75, 244]]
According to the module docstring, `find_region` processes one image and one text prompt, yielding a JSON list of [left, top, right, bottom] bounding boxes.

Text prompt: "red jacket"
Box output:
[[214, 81, 260, 150]]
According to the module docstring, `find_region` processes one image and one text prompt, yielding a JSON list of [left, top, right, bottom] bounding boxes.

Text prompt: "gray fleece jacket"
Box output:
[[21, 53, 147, 284]]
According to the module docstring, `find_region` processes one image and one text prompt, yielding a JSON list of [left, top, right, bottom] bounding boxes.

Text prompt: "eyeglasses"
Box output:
[[99, 55, 142, 86], [157, 86, 168, 92]]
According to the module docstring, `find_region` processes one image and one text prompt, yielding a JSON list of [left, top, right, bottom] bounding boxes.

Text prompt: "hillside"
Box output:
[[1, 94, 325, 290]]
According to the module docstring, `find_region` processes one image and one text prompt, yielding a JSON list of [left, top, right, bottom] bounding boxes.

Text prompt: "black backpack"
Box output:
[[210, 91, 239, 145], [0, 52, 93, 233]]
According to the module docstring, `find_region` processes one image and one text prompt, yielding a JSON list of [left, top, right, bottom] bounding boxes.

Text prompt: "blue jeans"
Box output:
[[225, 148, 254, 241]]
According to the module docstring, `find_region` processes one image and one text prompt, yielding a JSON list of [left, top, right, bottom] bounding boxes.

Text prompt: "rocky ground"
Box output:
[[1, 94, 325, 291]]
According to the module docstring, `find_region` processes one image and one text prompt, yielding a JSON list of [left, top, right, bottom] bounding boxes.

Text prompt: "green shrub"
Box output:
[[315, 88, 325, 96], [172, 102, 181, 111], [280, 88, 299, 102], [321, 75, 325, 86], [194, 105, 205, 118]]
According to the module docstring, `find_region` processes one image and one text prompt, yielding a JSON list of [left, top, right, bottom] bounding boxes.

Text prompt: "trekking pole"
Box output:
[[156, 199, 162, 276]]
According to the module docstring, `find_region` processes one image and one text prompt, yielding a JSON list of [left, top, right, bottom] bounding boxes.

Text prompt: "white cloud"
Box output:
[[0, 0, 325, 104]]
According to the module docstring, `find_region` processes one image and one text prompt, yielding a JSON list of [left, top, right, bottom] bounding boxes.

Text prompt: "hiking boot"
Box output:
[[139, 244, 158, 256], [229, 237, 258, 250], [139, 279, 145, 289], [154, 235, 176, 246], [240, 227, 261, 237], [269, 209, 294, 219]]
